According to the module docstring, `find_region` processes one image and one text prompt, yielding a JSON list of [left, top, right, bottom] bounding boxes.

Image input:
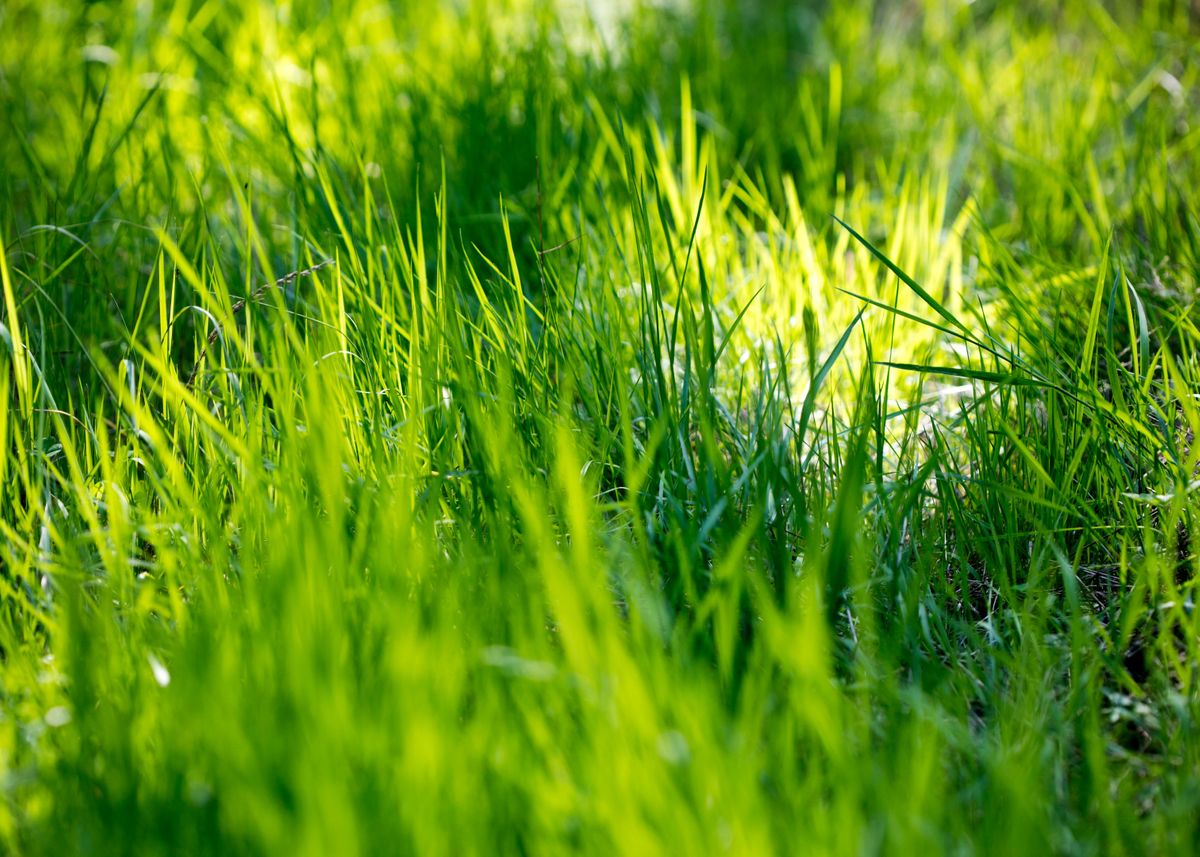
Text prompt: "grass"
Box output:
[[1, 0, 1199, 853]]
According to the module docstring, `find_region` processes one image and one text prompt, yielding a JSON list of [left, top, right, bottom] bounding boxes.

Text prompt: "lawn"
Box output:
[[1, 0, 1199, 853]]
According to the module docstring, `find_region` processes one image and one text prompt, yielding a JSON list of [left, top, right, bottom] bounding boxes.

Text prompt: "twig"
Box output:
[[533, 156, 580, 262], [185, 258, 335, 387], [537, 236, 581, 257], [536, 155, 544, 259]]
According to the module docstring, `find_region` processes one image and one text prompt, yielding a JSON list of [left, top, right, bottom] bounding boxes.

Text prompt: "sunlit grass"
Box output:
[[1, 0, 1199, 854]]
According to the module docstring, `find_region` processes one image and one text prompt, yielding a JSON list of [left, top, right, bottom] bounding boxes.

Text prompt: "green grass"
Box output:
[[1, 0, 1199, 853]]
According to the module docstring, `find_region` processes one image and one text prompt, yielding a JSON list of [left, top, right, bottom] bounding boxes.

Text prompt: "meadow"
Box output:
[[1, 0, 1199, 853]]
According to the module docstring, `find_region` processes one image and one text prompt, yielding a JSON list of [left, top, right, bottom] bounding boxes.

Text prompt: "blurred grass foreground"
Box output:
[[1, 0, 1200, 854]]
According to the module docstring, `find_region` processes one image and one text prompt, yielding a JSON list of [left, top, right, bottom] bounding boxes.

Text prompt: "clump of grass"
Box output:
[[1, 0, 1199, 853]]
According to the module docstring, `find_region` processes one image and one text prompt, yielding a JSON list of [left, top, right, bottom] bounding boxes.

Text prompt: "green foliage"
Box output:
[[1, 0, 1199, 853]]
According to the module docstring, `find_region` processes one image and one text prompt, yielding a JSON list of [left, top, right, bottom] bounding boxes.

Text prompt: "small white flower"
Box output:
[[148, 653, 171, 688]]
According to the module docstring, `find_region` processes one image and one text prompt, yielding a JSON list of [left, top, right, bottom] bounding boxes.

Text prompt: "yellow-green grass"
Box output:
[[1, 1, 1198, 853]]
